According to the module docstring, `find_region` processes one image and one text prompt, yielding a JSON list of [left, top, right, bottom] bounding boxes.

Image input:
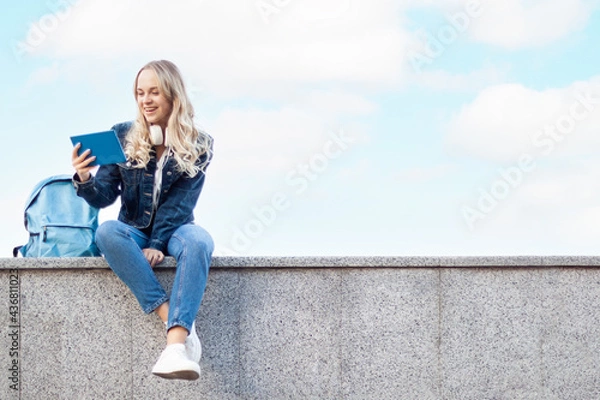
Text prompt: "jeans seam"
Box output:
[[170, 232, 186, 326]]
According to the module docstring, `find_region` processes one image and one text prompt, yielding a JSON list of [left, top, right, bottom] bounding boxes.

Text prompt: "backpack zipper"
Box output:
[[41, 224, 95, 242]]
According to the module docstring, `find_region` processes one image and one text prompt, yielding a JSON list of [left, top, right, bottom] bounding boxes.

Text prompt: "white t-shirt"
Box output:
[[153, 149, 170, 211]]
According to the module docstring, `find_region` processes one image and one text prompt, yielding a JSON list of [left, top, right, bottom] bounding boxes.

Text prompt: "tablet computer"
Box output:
[[70, 130, 127, 166]]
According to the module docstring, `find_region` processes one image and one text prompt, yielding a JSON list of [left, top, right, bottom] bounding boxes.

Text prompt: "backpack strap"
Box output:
[[13, 246, 22, 257]]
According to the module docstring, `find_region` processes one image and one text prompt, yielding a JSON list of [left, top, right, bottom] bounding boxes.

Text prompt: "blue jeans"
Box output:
[[95, 220, 213, 333]]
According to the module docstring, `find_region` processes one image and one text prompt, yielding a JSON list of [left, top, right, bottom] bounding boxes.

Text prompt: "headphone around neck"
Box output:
[[149, 124, 168, 146]]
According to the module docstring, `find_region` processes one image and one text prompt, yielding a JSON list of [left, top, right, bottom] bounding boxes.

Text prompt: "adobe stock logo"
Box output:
[[407, 0, 484, 74], [220, 129, 356, 255], [461, 86, 600, 231], [11, 0, 80, 64]]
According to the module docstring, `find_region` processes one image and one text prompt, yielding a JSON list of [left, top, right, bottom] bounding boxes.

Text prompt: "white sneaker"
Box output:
[[163, 321, 202, 363], [186, 321, 202, 363], [151, 343, 200, 380]]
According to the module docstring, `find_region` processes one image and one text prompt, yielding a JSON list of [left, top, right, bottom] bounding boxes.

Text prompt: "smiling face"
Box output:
[[136, 68, 172, 130]]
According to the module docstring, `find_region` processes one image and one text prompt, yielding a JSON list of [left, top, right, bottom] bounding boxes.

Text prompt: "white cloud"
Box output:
[[445, 77, 600, 162], [28, 0, 410, 98], [470, 160, 600, 253], [293, 90, 377, 117], [403, 0, 597, 50], [560, 205, 600, 248], [516, 163, 600, 210], [195, 104, 368, 256], [414, 63, 508, 92], [25, 0, 599, 101], [468, 0, 597, 49], [209, 106, 328, 174], [204, 105, 367, 191]]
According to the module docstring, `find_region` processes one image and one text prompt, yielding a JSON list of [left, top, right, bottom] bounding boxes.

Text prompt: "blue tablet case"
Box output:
[[70, 130, 127, 166]]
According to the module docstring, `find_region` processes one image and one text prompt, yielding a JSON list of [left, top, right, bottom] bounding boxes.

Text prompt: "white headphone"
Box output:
[[149, 124, 168, 146]]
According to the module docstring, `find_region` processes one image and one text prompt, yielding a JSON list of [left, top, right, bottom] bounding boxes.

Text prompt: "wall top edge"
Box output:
[[1, 256, 600, 270]]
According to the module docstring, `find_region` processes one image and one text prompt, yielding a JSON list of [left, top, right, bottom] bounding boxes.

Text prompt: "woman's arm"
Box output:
[[73, 163, 122, 209]]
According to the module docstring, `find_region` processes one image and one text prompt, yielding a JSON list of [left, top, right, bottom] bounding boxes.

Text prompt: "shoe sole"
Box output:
[[152, 369, 200, 380]]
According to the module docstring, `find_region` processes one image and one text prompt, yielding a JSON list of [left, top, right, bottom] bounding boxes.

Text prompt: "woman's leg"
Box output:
[[98, 220, 206, 380], [165, 223, 213, 333], [151, 224, 212, 380], [95, 220, 169, 314]]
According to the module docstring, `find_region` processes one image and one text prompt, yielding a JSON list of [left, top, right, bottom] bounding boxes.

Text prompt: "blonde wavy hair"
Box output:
[[125, 60, 212, 177]]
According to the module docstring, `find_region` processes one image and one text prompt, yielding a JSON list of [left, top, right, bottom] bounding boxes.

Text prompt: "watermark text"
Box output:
[[7, 269, 20, 393]]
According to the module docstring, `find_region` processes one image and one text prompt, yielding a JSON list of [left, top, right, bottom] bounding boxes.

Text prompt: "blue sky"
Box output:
[[2, 0, 600, 257]]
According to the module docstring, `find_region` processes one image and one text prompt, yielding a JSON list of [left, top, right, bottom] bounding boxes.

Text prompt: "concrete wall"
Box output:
[[1, 256, 600, 399]]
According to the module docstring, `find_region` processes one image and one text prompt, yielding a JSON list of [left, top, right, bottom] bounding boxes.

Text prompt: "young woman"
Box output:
[[71, 60, 214, 380]]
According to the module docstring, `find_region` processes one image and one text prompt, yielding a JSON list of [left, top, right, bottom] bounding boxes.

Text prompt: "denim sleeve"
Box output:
[[74, 163, 122, 209]]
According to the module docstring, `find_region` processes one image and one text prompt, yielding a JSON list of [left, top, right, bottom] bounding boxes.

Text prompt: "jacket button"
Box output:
[[167, 171, 172, 176]]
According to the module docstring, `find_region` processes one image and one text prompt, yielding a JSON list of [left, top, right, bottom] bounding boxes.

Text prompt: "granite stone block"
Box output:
[[5, 256, 600, 271], [20, 269, 134, 400], [341, 268, 440, 400], [442, 256, 544, 268], [238, 269, 343, 399], [195, 269, 242, 399], [440, 269, 546, 400], [3, 256, 600, 399], [131, 269, 241, 400], [210, 256, 441, 268], [536, 269, 600, 399], [340, 269, 439, 400], [439, 268, 600, 400], [540, 256, 600, 267]]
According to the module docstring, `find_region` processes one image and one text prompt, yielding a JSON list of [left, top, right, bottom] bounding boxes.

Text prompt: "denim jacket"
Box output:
[[74, 121, 212, 253]]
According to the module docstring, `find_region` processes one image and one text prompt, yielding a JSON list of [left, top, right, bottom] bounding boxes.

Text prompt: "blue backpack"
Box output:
[[13, 175, 101, 257]]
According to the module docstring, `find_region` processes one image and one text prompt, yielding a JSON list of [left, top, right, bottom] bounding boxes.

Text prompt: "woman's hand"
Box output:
[[72, 142, 96, 182], [143, 248, 165, 267]]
